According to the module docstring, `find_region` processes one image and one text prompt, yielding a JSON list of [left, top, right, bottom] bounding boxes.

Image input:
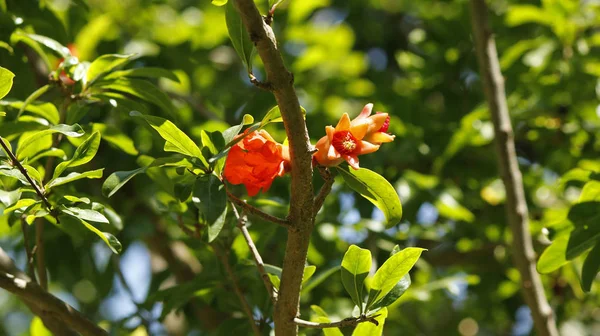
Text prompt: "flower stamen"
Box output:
[[332, 131, 359, 155]]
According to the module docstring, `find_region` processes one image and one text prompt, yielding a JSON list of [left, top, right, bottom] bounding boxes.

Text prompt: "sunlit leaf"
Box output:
[[102, 167, 147, 197], [537, 234, 570, 273], [53, 131, 101, 178], [351, 307, 387, 336], [45, 169, 104, 190], [341, 245, 371, 312], [104, 67, 180, 83], [0, 66, 15, 100], [86, 54, 135, 85], [336, 166, 403, 228]]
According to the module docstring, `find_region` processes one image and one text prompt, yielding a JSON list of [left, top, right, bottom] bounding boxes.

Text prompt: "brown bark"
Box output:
[[469, 1, 559, 335], [232, 1, 315, 334]]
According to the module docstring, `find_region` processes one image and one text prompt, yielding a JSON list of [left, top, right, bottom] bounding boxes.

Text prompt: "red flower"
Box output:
[[224, 130, 290, 196], [313, 103, 395, 169]]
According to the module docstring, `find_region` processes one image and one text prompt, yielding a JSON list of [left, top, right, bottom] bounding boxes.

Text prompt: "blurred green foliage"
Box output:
[[1, 0, 600, 335]]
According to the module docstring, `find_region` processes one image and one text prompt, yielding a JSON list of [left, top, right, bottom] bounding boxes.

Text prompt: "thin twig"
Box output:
[[249, 73, 274, 91], [314, 165, 335, 215], [213, 244, 262, 336], [231, 203, 277, 303], [293, 315, 380, 329], [469, 1, 558, 336], [227, 191, 289, 227], [177, 214, 201, 239], [0, 138, 52, 211]]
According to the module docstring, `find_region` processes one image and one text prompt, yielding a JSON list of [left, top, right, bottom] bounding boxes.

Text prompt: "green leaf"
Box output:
[[45, 169, 104, 190], [53, 131, 101, 178], [225, 1, 255, 72], [505, 5, 553, 27], [268, 274, 281, 290], [352, 307, 387, 336], [92, 123, 138, 155], [131, 111, 203, 159], [97, 78, 176, 117], [369, 273, 411, 310], [0, 101, 60, 125], [3, 199, 38, 214], [302, 265, 317, 285], [568, 201, 600, 227], [10, 31, 52, 70], [61, 206, 109, 224], [17, 85, 52, 118], [301, 266, 340, 295], [16, 124, 84, 160], [212, 0, 227, 5], [310, 305, 343, 336], [336, 166, 403, 228], [341, 245, 372, 312], [30, 148, 66, 163], [86, 54, 135, 85], [61, 214, 121, 254], [261, 105, 306, 126], [567, 226, 600, 260], [0, 66, 15, 100], [102, 167, 147, 197], [104, 67, 180, 83], [222, 114, 254, 145], [0, 188, 21, 207], [20, 33, 71, 58], [537, 234, 569, 273], [193, 175, 227, 242], [581, 240, 600, 292], [366, 247, 424, 309]]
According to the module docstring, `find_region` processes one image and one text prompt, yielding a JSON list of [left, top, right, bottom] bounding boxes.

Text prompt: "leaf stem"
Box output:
[[293, 314, 380, 329]]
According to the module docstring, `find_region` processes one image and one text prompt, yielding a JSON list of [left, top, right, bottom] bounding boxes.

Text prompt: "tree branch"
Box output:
[[0, 248, 107, 336], [227, 191, 289, 227], [233, 1, 315, 334], [469, 2, 558, 336], [213, 244, 261, 336], [293, 315, 379, 329], [231, 203, 277, 303], [314, 165, 335, 215]]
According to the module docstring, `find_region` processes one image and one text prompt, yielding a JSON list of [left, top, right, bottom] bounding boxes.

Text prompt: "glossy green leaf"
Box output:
[[581, 240, 600, 292], [91, 123, 138, 155], [261, 105, 306, 125], [61, 206, 109, 224], [537, 234, 570, 273], [45, 169, 104, 190], [370, 273, 411, 310], [567, 226, 600, 260], [336, 166, 403, 227], [193, 175, 227, 242], [212, 0, 227, 5], [341, 245, 372, 312], [53, 131, 101, 178], [16, 124, 84, 160], [568, 201, 600, 227], [352, 307, 387, 336], [302, 265, 317, 285], [0, 188, 21, 207], [20, 33, 70, 58], [10, 31, 52, 70], [0, 66, 15, 100], [86, 54, 135, 85], [210, 115, 256, 163], [29, 148, 66, 163], [366, 247, 424, 309], [98, 79, 176, 117], [62, 214, 121, 254], [104, 67, 180, 83], [0, 101, 60, 125], [17, 85, 52, 119], [102, 167, 147, 197], [225, 1, 255, 72], [310, 305, 343, 336], [131, 111, 203, 159], [268, 274, 281, 290], [3, 199, 38, 214]]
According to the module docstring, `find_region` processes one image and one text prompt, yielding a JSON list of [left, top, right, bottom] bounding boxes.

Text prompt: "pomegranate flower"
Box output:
[[224, 130, 290, 196], [313, 103, 395, 169]]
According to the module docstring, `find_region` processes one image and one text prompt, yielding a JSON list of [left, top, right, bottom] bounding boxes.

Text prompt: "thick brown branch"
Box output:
[[233, 1, 315, 334], [231, 204, 277, 303], [0, 248, 107, 336], [213, 244, 261, 336], [469, 1, 558, 336], [294, 315, 379, 329], [227, 191, 289, 227]]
